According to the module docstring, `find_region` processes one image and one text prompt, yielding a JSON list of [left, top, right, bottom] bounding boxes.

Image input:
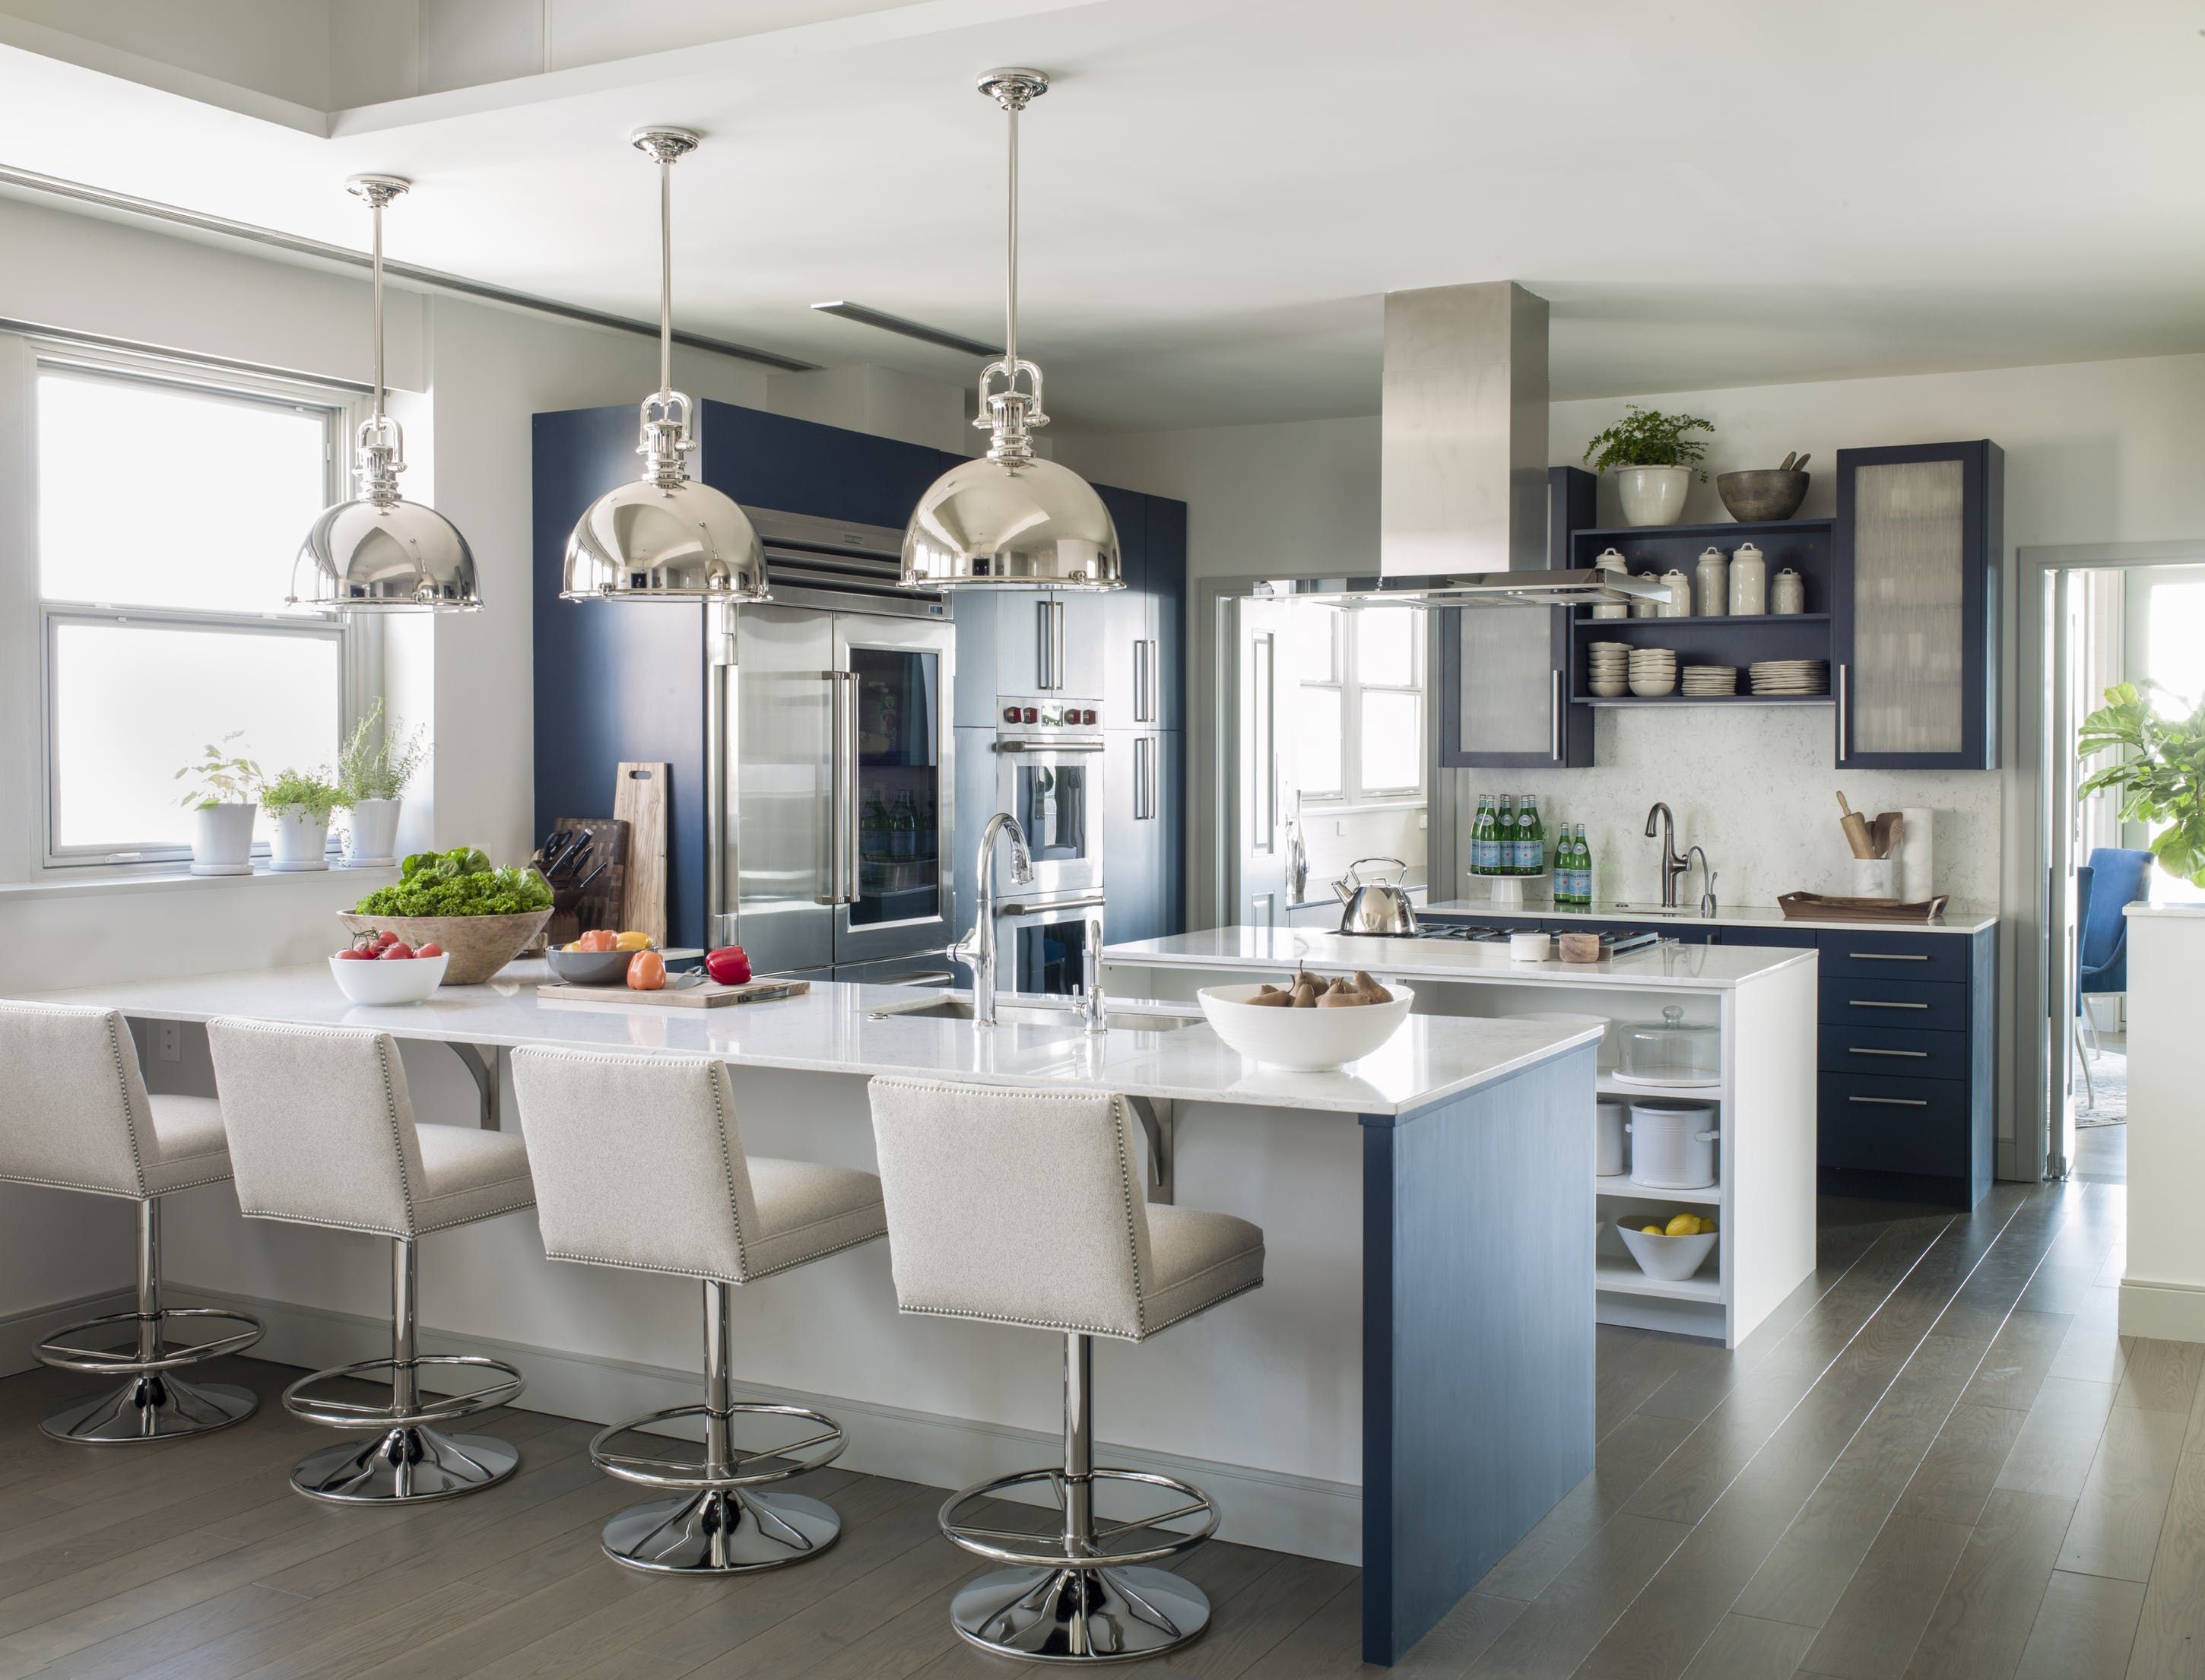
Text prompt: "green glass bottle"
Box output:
[[1575, 823, 1594, 908], [1496, 796, 1518, 876], [1519, 794, 1545, 876]]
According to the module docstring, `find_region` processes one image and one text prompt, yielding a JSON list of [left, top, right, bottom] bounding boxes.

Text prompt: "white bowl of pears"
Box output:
[[1197, 970, 1414, 1072]]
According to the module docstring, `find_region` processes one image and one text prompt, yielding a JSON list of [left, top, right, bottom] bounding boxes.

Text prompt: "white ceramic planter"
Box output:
[[268, 807, 332, 872], [1613, 465, 1693, 527], [344, 797, 402, 867], [189, 803, 257, 876]]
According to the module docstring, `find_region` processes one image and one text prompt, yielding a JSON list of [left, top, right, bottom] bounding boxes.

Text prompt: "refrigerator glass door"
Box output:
[[730, 606, 836, 975], [833, 614, 957, 963]]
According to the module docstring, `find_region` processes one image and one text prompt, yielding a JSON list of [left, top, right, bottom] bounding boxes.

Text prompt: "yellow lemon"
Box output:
[[614, 930, 652, 952], [1664, 1213, 1702, 1237], [1642, 1224, 1664, 1236]]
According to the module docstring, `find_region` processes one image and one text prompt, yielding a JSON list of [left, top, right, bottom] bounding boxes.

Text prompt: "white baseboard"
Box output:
[[2119, 1275, 2205, 1344], [167, 1282, 1361, 1564], [1, 1287, 136, 1379]]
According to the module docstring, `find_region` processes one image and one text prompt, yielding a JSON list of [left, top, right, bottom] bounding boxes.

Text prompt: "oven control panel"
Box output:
[[998, 699, 1099, 727]]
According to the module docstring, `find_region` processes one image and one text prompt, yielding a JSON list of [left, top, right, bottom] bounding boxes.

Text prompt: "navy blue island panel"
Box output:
[[1359, 1044, 1597, 1665]]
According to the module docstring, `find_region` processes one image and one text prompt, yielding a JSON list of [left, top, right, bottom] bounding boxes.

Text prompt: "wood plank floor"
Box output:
[[2, 1177, 2197, 1679]]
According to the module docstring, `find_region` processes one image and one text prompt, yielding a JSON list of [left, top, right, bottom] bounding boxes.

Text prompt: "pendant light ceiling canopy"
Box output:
[[290, 175, 481, 613], [901, 69, 1121, 592], [563, 128, 767, 604]]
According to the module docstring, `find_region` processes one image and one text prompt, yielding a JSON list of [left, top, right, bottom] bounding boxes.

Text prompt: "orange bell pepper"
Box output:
[[627, 949, 667, 991]]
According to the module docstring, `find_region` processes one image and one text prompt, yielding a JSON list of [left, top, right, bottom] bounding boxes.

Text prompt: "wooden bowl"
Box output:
[[1715, 469, 1809, 522], [337, 909, 550, 985]]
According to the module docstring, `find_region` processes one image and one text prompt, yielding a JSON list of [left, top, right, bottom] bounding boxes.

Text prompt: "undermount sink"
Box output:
[[869, 994, 1203, 1033], [1604, 905, 1703, 919]]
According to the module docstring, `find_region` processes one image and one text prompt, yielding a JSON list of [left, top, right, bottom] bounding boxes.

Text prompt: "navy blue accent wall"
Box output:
[[696, 399, 957, 528]]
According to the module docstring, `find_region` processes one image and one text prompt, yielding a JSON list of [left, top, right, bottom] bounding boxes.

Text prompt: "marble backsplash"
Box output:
[[1449, 705, 2002, 910]]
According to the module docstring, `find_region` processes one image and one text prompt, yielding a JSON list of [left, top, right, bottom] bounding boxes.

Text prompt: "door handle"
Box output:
[[816, 670, 845, 905], [816, 670, 859, 906], [1037, 599, 1054, 689], [1149, 735, 1160, 820], [1055, 601, 1068, 694], [1851, 1047, 1929, 1059], [1848, 1095, 1931, 1108], [842, 671, 861, 903], [1850, 1000, 1930, 1010], [1147, 637, 1161, 721], [1837, 662, 1850, 761], [1550, 668, 1563, 761], [1849, 952, 1929, 961], [1134, 638, 1148, 721]]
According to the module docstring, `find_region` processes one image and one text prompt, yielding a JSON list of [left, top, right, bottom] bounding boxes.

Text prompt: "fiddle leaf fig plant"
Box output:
[[2078, 680, 2205, 885], [1582, 404, 1718, 480]]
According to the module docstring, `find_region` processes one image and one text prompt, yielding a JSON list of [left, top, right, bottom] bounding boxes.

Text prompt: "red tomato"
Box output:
[[415, 943, 445, 958], [380, 943, 416, 960], [335, 948, 373, 961], [376, 929, 401, 947], [627, 949, 667, 991], [704, 946, 752, 985]]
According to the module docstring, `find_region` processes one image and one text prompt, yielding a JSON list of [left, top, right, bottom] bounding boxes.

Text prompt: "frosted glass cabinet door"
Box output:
[[1834, 441, 2002, 770]]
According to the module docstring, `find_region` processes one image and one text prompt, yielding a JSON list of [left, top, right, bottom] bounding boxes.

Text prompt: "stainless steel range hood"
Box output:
[[1325, 281, 1658, 610]]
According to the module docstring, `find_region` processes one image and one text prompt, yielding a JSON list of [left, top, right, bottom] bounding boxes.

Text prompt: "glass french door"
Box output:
[[834, 616, 957, 962]]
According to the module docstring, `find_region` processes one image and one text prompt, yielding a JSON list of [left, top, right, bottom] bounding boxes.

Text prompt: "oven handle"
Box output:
[[998, 892, 1108, 919], [996, 737, 1106, 754]]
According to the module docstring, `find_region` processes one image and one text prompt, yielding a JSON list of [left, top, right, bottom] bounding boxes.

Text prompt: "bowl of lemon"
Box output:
[[1616, 1212, 1717, 1282]]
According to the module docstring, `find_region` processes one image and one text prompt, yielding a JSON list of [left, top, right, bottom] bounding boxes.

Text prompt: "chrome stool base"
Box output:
[[951, 1564, 1211, 1663], [602, 1486, 842, 1574], [291, 1424, 520, 1504], [41, 1372, 258, 1445]]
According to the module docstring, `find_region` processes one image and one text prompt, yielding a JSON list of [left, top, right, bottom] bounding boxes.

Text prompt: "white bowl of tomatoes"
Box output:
[[330, 932, 449, 1004]]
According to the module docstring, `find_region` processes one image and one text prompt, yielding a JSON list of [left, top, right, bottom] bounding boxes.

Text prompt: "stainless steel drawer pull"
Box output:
[[1850, 952, 1929, 962], [1850, 1095, 1931, 1108], [1851, 1047, 1929, 1059], [1850, 1000, 1931, 1010]]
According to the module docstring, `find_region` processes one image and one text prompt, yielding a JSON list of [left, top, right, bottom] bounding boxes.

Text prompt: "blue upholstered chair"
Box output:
[[2073, 847, 2154, 1105]]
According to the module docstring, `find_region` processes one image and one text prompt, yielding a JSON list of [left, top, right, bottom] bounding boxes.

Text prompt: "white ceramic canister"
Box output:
[[1626, 1099, 1720, 1190], [1851, 857, 1902, 900], [1771, 566, 1806, 615], [1729, 543, 1767, 615], [1659, 569, 1694, 617], [1900, 807, 1935, 902], [1632, 572, 1665, 618], [1597, 1098, 1629, 1178], [1695, 547, 1728, 617], [1593, 547, 1631, 620]]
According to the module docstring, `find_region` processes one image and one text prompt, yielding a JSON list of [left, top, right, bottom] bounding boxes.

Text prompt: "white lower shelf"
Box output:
[[1597, 1174, 1721, 1206], [1596, 1257, 1724, 1303], [1597, 1073, 1724, 1102]]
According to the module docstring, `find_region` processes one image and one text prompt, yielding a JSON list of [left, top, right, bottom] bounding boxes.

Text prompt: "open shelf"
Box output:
[[1576, 613, 1831, 632], [1575, 694, 1832, 708], [1572, 517, 1833, 545], [1597, 1174, 1720, 1205], [1596, 1257, 1724, 1302], [1596, 1073, 1722, 1101]]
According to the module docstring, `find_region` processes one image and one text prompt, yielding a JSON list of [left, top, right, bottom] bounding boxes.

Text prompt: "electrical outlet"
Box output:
[[157, 1021, 180, 1063]]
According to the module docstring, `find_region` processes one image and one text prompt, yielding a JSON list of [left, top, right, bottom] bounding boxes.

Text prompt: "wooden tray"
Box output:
[[536, 978, 811, 1009], [1778, 891, 1950, 924]]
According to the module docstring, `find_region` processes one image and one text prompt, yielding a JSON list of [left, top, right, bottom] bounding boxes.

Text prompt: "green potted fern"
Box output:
[[262, 767, 344, 873], [1582, 405, 1717, 528], [335, 699, 428, 869], [174, 735, 263, 876]]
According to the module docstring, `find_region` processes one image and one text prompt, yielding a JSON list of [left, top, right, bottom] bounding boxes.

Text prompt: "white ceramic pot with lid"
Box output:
[[1771, 566, 1806, 614], [1729, 543, 1767, 614], [1626, 1098, 1720, 1190], [1593, 547, 1631, 620], [1658, 569, 1693, 617], [1695, 547, 1728, 617]]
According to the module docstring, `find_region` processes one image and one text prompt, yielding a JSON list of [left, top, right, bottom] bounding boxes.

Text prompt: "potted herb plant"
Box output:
[[335, 699, 428, 869], [2079, 681, 2205, 885], [1582, 405, 1717, 528], [262, 768, 344, 873], [175, 734, 263, 876]]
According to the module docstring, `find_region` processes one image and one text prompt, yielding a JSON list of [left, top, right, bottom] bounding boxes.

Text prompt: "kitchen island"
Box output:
[[1105, 926, 1820, 1348], [8, 963, 1604, 1667]]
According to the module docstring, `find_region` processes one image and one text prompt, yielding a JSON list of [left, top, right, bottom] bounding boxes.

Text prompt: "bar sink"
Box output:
[[869, 994, 1203, 1032]]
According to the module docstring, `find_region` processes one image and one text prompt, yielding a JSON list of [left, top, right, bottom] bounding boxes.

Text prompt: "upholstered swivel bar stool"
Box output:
[[867, 1076, 1266, 1664], [207, 1017, 534, 1502], [0, 1001, 263, 1443], [510, 1045, 887, 1574]]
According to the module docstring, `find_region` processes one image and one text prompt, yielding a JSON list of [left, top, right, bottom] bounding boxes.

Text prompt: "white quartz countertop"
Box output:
[[2125, 903, 2205, 920], [1105, 925, 1816, 991], [1423, 896, 1998, 937], [9, 962, 1604, 1119]]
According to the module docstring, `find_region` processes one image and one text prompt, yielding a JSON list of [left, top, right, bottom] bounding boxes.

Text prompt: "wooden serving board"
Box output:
[[1778, 890, 1950, 924], [535, 978, 811, 1010], [614, 764, 669, 949]]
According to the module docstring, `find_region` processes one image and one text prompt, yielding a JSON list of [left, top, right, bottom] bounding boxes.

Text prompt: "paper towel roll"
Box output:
[[1901, 807, 1934, 902]]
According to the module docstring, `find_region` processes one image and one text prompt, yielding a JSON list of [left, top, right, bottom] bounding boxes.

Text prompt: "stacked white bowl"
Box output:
[[1627, 646, 1678, 698], [1587, 641, 1632, 698]]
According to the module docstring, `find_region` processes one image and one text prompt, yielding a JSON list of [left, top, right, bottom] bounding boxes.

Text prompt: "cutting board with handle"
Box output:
[[535, 977, 811, 1010], [613, 762, 668, 947]]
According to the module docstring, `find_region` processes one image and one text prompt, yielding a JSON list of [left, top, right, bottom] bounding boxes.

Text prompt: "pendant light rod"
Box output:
[[346, 174, 408, 427], [631, 128, 699, 401], [1004, 88, 1020, 375]]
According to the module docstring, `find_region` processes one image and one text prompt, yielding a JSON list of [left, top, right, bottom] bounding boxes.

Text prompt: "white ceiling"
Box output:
[[2, 0, 2201, 431]]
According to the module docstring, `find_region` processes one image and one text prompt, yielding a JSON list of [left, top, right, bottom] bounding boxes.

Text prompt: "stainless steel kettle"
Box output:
[[1334, 857, 1420, 937]]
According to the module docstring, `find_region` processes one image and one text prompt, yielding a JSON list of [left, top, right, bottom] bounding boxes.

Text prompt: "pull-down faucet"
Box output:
[[1645, 803, 1692, 910], [949, 812, 1034, 1025]]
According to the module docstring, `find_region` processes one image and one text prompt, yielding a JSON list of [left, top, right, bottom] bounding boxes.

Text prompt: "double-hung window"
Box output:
[[34, 356, 352, 867], [1292, 603, 1426, 807]]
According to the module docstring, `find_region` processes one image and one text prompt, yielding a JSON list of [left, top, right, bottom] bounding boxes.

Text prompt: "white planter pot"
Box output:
[[344, 797, 402, 867], [189, 803, 257, 876], [268, 807, 332, 872], [1613, 466, 1693, 528]]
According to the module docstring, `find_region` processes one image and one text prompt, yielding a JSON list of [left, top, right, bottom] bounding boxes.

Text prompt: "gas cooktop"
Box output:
[[1415, 921, 1660, 955]]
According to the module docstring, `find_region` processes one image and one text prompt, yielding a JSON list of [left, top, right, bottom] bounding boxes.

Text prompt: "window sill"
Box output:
[[0, 864, 397, 905]]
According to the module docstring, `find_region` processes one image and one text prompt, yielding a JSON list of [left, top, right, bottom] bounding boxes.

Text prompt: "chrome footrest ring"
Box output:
[[281, 1355, 525, 1431], [36, 1307, 264, 1376], [940, 1468, 1218, 1571], [589, 1403, 846, 1491]]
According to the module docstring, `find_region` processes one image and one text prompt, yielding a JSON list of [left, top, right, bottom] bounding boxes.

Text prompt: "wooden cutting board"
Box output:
[[613, 762, 668, 946], [535, 978, 811, 1010]]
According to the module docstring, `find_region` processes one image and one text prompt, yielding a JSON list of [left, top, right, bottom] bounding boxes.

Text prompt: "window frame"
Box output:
[[1299, 603, 1427, 810], [29, 348, 368, 871]]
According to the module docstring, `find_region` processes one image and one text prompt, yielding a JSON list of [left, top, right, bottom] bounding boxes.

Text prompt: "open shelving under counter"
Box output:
[[1595, 1257, 1724, 1303], [1597, 1173, 1719, 1206]]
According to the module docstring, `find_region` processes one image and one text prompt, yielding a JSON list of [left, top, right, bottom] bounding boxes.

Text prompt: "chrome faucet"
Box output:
[[950, 813, 1034, 1025], [1686, 845, 1718, 918], [1077, 917, 1109, 1034], [1645, 802, 1691, 909]]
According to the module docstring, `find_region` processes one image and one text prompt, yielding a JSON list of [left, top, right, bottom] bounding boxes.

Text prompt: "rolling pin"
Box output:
[[1835, 792, 1875, 861]]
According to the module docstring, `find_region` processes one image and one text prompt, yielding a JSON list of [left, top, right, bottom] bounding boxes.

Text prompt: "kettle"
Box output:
[[1334, 857, 1420, 937]]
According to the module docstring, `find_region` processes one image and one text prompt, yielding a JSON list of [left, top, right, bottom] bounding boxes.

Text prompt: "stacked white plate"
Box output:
[[1681, 665, 1738, 696], [1749, 659, 1829, 696], [1627, 646, 1678, 698], [1587, 641, 1632, 698]]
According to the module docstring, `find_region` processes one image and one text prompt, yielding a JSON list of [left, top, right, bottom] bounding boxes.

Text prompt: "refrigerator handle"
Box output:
[[839, 670, 861, 904], [816, 670, 858, 907], [1147, 637, 1160, 721], [1132, 637, 1145, 721]]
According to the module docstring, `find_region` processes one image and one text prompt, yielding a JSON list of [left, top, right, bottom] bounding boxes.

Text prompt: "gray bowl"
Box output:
[[545, 945, 642, 987], [1716, 469, 1809, 522]]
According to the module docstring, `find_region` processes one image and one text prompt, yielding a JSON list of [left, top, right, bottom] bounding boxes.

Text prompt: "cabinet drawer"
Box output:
[[1819, 931, 1969, 984], [1820, 1025, 1969, 1083], [1820, 978, 1969, 1034], [1818, 1072, 1969, 1177]]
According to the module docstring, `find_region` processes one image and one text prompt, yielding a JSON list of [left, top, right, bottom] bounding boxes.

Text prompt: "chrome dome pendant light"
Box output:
[[292, 176, 481, 612], [900, 69, 1121, 591], [562, 128, 767, 603]]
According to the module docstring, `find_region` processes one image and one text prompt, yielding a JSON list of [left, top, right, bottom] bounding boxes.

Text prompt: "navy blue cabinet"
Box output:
[[1832, 440, 2001, 771]]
